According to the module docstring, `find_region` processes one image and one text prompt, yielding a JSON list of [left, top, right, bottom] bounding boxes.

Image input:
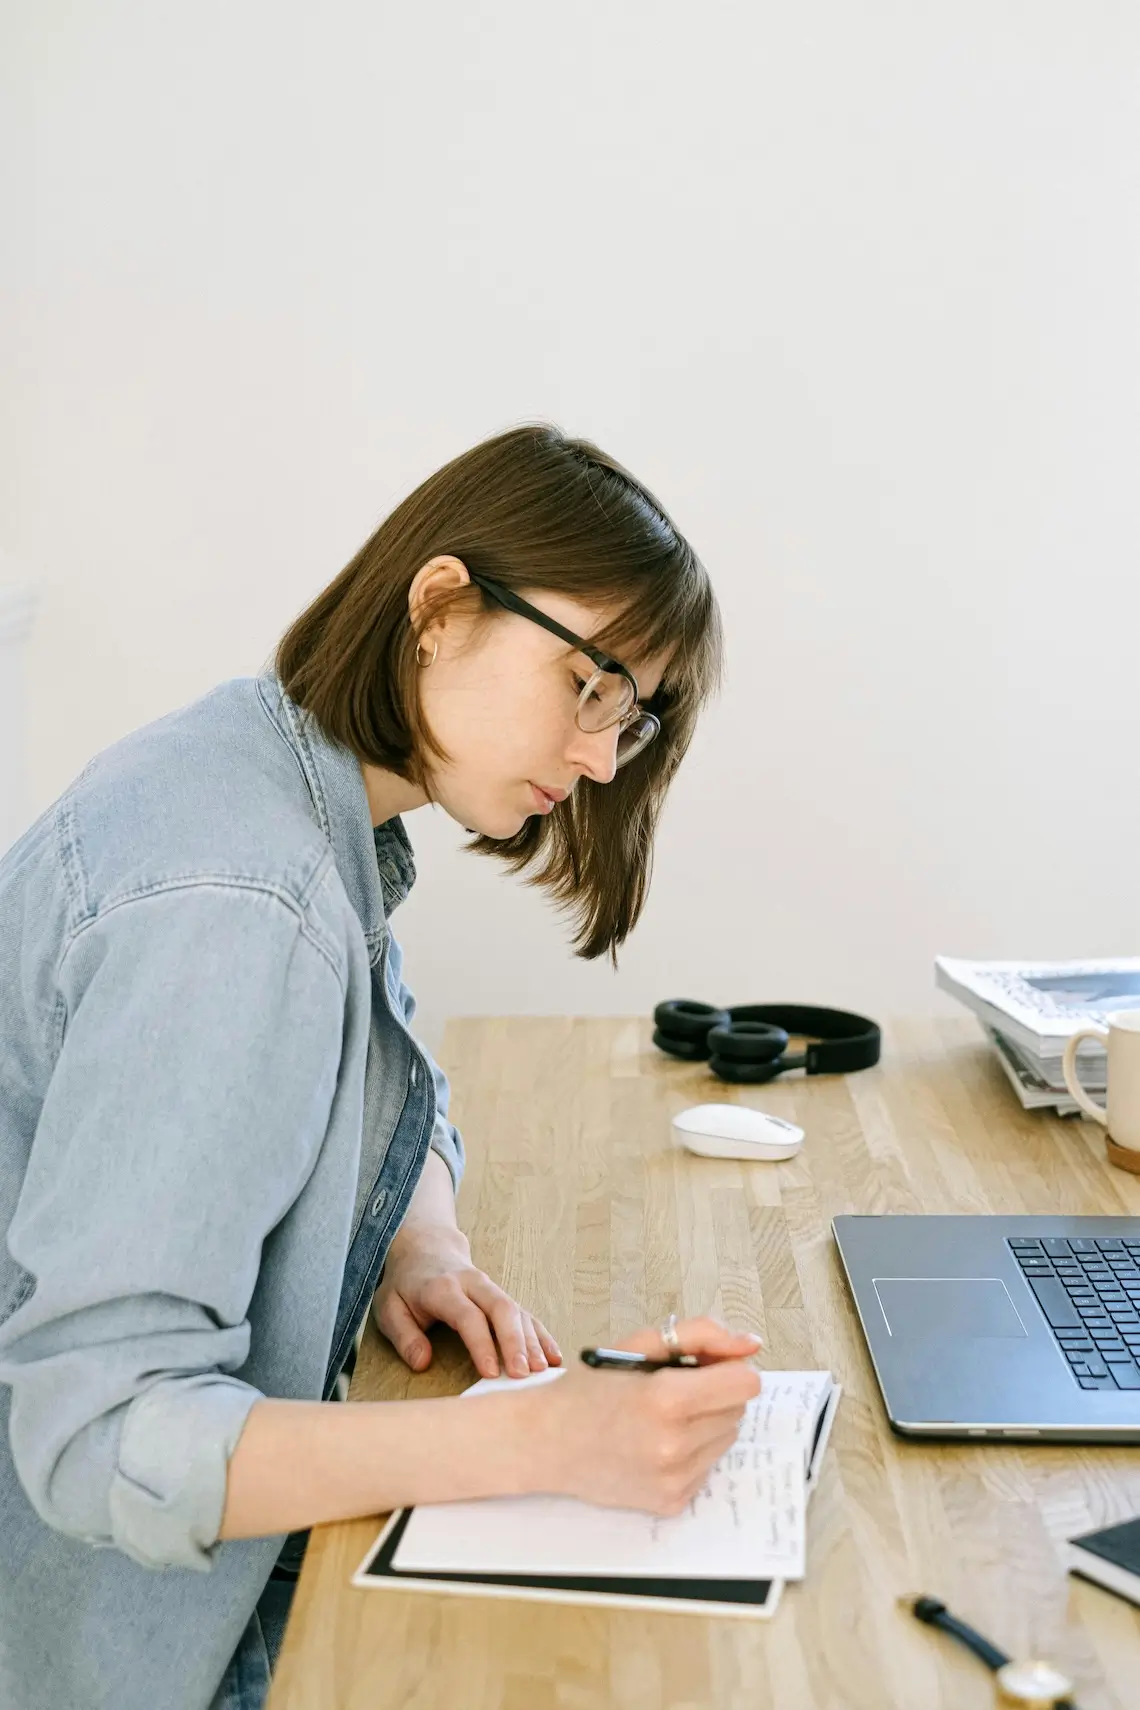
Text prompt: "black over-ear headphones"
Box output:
[[652, 1001, 882, 1083]]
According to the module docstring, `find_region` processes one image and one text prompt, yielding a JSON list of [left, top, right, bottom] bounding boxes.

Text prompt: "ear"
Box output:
[[407, 555, 472, 641]]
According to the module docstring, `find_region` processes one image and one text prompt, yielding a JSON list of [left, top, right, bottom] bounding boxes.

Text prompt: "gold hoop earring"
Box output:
[[415, 638, 438, 669]]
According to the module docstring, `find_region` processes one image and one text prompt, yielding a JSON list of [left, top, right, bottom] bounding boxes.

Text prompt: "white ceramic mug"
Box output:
[[1062, 1009, 1140, 1173]]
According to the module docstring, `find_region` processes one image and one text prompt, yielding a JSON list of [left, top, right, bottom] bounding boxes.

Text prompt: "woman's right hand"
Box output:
[[526, 1316, 763, 1516]]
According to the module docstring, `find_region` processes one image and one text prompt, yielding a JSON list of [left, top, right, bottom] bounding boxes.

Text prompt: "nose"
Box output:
[[565, 722, 620, 785]]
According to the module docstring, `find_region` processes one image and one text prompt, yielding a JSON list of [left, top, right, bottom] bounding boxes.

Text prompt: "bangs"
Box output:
[[584, 545, 724, 715]]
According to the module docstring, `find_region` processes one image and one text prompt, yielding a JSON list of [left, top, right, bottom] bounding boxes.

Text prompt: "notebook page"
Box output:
[[392, 1443, 805, 1579], [742, 1371, 834, 1475], [389, 1371, 829, 1582]]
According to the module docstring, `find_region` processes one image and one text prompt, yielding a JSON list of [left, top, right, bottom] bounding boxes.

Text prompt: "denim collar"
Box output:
[[255, 669, 417, 959]]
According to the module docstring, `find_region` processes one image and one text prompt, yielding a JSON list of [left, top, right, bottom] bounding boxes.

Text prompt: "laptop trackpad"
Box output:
[[873, 1277, 1029, 1340]]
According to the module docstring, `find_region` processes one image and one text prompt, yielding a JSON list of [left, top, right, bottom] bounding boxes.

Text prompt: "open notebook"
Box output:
[[353, 1367, 841, 1619]]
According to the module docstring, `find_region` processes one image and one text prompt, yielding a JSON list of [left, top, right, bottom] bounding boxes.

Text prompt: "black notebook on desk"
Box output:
[[1067, 1516, 1140, 1609], [353, 1369, 841, 1620]]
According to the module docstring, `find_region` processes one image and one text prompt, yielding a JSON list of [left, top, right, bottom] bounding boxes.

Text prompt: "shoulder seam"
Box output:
[[58, 865, 347, 993]]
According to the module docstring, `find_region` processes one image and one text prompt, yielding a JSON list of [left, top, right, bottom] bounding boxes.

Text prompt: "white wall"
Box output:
[[2, 2, 1138, 1053], [0, 582, 37, 857]]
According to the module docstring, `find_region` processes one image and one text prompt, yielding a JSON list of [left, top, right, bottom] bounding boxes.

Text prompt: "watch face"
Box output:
[[995, 1657, 1075, 1706]]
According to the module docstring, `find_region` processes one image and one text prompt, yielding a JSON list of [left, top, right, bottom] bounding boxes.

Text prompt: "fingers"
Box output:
[[466, 1277, 563, 1378], [467, 1277, 531, 1377], [618, 1315, 764, 1363], [686, 1413, 745, 1465], [532, 1316, 563, 1367], [653, 1357, 763, 1421], [445, 1293, 506, 1379], [633, 1395, 755, 1519], [666, 1423, 742, 1513], [521, 1317, 549, 1373], [374, 1291, 433, 1373], [377, 1254, 565, 1382], [515, 1312, 563, 1372], [418, 1275, 552, 1381]]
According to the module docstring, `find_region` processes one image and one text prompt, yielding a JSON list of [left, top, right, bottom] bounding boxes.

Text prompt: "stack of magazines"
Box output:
[[934, 957, 1140, 1116]]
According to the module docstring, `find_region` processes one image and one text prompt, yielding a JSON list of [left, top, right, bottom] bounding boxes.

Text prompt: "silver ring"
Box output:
[[660, 1312, 680, 1354]]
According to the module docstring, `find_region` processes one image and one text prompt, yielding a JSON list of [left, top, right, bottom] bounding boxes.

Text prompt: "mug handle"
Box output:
[[1062, 1025, 1110, 1125]]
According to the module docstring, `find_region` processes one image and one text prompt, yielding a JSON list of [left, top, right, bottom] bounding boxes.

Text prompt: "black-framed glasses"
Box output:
[[470, 575, 661, 768]]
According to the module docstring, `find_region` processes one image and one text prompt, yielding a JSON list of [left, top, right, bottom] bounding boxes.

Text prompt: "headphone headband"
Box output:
[[653, 1000, 881, 1083]]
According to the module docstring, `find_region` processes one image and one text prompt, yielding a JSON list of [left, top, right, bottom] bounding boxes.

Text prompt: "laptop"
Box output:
[[832, 1215, 1140, 1441]]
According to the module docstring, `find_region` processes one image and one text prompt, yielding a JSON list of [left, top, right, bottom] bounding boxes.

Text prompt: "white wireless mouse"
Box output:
[[671, 1103, 805, 1161]]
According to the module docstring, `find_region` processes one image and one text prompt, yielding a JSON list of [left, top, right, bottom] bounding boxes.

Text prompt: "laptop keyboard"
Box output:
[[1009, 1236, 1140, 1390]]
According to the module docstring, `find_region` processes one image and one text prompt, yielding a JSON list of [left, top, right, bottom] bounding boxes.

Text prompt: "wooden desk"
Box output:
[[267, 1017, 1140, 1710]]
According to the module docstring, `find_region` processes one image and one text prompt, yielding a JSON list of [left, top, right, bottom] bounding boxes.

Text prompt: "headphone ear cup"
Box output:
[[706, 1022, 789, 1065], [652, 1027, 709, 1061], [709, 1055, 787, 1084], [652, 1000, 730, 1058], [653, 1000, 730, 1040]]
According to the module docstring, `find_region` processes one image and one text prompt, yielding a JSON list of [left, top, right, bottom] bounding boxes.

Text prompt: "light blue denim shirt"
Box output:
[[0, 668, 464, 1710]]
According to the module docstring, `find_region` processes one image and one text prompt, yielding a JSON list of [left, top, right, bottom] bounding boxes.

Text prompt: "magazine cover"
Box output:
[[936, 957, 1140, 1064]]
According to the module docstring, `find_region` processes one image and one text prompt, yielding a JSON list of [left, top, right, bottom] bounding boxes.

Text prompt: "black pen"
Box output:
[[580, 1346, 700, 1371]]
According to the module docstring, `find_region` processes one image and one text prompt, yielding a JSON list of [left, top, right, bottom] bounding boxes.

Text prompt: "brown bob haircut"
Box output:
[[273, 423, 723, 964]]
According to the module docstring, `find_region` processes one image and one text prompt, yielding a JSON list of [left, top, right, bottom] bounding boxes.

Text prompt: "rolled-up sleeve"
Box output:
[[0, 880, 348, 1572], [386, 928, 465, 1192]]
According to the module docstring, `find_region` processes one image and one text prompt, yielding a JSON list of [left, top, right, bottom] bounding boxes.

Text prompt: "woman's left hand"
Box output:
[[372, 1223, 563, 1380]]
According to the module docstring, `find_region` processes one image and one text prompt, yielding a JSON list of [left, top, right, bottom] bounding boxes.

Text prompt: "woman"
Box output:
[[0, 424, 762, 1710]]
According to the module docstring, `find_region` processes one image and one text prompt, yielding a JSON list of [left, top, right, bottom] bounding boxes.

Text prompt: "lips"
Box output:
[[530, 782, 565, 813], [535, 783, 569, 803]]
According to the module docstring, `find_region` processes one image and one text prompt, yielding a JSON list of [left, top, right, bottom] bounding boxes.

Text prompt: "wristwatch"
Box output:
[[900, 1596, 1077, 1709]]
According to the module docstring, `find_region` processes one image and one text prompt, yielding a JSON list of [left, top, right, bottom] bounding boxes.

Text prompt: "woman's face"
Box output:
[[414, 557, 670, 840]]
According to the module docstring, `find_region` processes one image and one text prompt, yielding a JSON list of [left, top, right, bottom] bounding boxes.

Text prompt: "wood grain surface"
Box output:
[[266, 1016, 1140, 1710]]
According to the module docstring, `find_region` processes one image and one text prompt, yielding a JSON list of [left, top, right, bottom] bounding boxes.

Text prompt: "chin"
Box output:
[[485, 811, 532, 840], [442, 783, 537, 840], [453, 806, 530, 840]]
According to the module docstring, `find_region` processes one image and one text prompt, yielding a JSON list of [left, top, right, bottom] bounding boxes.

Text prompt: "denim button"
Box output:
[[370, 1189, 388, 1218]]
